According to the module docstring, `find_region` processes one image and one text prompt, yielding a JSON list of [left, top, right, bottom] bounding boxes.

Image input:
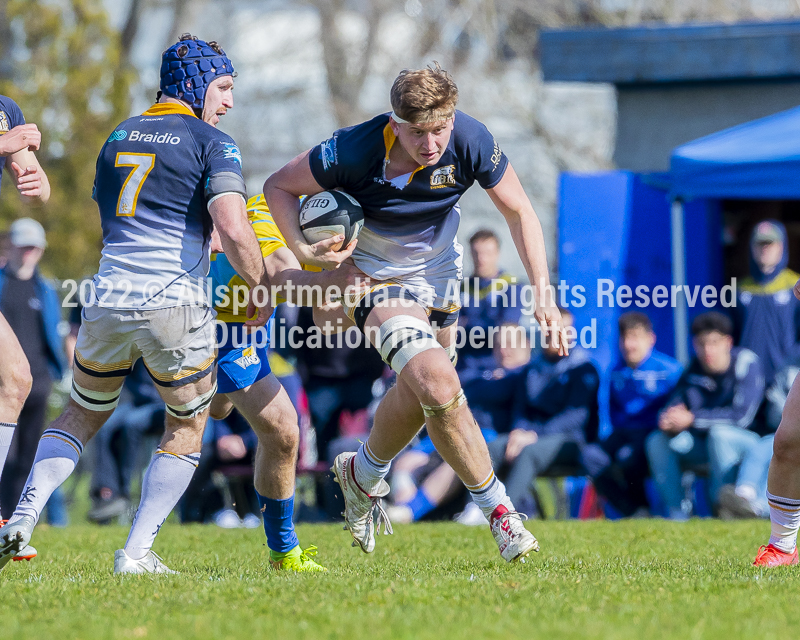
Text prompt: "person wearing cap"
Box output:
[[0, 220, 66, 516], [735, 220, 800, 386], [0, 34, 276, 575]]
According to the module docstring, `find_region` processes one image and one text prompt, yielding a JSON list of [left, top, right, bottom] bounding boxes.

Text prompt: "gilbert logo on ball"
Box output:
[[299, 190, 364, 250]]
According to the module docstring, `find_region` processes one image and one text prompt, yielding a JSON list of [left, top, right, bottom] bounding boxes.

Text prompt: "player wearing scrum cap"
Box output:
[[264, 63, 565, 562], [0, 94, 50, 565], [0, 34, 272, 574]]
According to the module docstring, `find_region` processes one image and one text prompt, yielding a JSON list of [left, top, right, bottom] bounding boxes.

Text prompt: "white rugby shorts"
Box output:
[[73, 305, 216, 387]]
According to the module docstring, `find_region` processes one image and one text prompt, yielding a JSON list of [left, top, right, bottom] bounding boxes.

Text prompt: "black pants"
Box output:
[[488, 433, 583, 507], [591, 429, 652, 517], [304, 375, 376, 459], [2, 381, 51, 518]]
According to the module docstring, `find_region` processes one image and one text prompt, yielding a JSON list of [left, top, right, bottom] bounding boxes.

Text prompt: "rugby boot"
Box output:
[[113, 549, 178, 575], [0, 516, 35, 571], [0, 519, 37, 562], [753, 544, 799, 567], [270, 545, 327, 572], [490, 500, 540, 563], [331, 452, 392, 553]]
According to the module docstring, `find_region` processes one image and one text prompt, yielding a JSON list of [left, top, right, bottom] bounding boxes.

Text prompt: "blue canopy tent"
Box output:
[[671, 105, 800, 200], [665, 106, 800, 361]]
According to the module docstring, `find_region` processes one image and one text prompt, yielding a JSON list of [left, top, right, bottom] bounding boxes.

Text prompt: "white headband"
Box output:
[[390, 111, 410, 124]]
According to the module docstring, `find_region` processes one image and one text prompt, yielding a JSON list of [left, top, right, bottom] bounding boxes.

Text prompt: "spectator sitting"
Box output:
[[457, 229, 519, 374], [646, 312, 764, 520], [591, 312, 683, 517], [717, 350, 800, 518], [0, 218, 67, 524], [734, 220, 800, 386], [388, 321, 532, 524], [484, 308, 600, 516]]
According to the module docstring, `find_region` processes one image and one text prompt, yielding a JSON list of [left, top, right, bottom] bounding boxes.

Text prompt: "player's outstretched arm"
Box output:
[[264, 246, 368, 307], [486, 163, 567, 354], [209, 194, 270, 325], [263, 150, 356, 270], [0, 124, 50, 205]]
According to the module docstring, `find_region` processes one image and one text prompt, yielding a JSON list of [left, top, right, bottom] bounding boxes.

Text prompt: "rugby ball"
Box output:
[[299, 190, 364, 251]]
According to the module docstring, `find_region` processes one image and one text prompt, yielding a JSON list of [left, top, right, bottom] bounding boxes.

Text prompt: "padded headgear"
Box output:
[[159, 33, 235, 113]]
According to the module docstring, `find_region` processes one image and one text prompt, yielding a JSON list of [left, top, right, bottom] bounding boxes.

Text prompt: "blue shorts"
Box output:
[[216, 322, 272, 394]]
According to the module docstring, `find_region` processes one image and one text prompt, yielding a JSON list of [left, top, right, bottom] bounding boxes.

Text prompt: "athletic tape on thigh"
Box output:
[[378, 315, 440, 374], [444, 342, 457, 366], [70, 381, 121, 412], [421, 388, 466, 418], [165, 383, 218, 419]]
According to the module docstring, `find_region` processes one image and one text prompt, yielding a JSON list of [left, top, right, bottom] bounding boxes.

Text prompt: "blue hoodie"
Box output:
[[736, 220, 800, 384]]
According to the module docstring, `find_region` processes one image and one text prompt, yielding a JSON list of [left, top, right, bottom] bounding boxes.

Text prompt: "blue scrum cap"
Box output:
[[159, 33, 235, 112]]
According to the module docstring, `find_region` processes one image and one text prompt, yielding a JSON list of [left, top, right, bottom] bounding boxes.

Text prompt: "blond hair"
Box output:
[[390, 62, 458, 124]]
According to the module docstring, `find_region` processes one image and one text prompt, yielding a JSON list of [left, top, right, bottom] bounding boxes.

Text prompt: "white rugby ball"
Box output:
[[299, 190, 364, 251]]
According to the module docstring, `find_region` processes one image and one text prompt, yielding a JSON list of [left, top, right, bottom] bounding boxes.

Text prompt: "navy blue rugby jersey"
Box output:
[[308, 110, 508, 278], [0, 95, 26, 198], [92, 102, 246, 309]]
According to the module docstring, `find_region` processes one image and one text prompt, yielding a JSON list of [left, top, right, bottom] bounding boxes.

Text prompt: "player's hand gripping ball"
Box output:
[[299, 190, 364, 251]]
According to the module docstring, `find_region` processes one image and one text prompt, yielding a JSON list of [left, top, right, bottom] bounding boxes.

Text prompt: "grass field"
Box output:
[[5, 519, 798, 640]]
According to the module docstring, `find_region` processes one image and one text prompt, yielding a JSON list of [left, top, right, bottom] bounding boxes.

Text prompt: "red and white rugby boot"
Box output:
[[490, 500, 539, 563], [0, 519, 36, 562], [331, 452, 392, 553], [0, 516, 35, 571], [753, 544, 799, 567]]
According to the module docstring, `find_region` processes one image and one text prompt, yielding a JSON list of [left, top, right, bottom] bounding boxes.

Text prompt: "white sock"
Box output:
[[12, 429, 83, 525], [352, 442, 391, 495], [0, 423, 16, 483], [124, 450, 200, 560], [767, 491, 800, 553], [466, 470, 508, 519]]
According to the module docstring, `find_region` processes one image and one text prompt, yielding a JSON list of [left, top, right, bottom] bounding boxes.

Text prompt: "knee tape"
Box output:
[[70, 381, 121, 412], [377, 315, 440, 375], [421, 388, 466, 418], [166, 383, 217, 420]]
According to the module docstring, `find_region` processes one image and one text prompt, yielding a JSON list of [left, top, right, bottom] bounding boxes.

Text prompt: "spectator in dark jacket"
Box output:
[[646, 312, 764, 520], [457, 229, 519, 374], [734, 220, 800, 385], [487, 309, 600, 513], [0, 218, 66, 520], [593, 312, 683, 516]]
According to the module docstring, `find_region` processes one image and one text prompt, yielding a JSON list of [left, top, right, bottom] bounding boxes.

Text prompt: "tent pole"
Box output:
[[671, 199, 689, 365]]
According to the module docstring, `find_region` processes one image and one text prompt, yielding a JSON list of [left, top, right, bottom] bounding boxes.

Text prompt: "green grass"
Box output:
[[5, 519, 797, 640]]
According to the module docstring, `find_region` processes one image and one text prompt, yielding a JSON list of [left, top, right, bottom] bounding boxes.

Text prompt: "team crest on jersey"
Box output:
[[320, 136, 338, 170], [430, 165, 456, 189], [0, 111, 8, 134], [222, 142, 242, 166], [234, 346, 260, 369]]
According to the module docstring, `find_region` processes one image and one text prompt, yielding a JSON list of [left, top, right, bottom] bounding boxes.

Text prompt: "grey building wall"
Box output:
[[615, 80, 800, 171]]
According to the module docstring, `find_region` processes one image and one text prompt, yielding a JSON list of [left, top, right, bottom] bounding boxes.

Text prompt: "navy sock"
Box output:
[[257, 493, 299, 553], [407, 489, 436, 521]]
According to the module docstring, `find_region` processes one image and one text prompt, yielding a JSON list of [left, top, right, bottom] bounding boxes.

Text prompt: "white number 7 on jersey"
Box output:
[[115, 152, 155, 216]]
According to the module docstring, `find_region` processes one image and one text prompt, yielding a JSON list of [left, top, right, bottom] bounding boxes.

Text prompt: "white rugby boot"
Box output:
[[0, 516, 35, 571], [489, 500, 540, 563], [114, 549, 178, 575], [331, 452, 393, 553], [14, 544, 37, 562]]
